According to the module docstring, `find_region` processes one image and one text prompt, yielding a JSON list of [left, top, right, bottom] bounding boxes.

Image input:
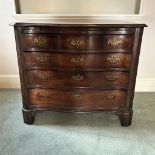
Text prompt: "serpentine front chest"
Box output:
[[14, 23, 146, 126]]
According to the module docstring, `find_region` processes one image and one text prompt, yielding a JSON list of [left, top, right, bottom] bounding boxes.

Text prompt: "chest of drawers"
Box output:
[[14, 23, 146, 126]]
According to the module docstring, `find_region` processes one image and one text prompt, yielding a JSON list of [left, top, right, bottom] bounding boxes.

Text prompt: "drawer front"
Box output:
[[21, 34, 134, 50], [22, 27, 135, 34], [25, 52, 131, 69], [22, 34, 57, 49], [27, 70, 129, 89], [29, 89, 127, 110]]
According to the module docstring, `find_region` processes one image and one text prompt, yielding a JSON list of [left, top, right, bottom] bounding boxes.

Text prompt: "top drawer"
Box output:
[[21, 34, 134, 51]]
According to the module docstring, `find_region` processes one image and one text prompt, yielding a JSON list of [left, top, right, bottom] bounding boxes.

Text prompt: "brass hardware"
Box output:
[[107, 55, 120, 63], [72, 74, 84, 81], [70, 56, 84, 65], [72, 92, 81, 99], [105, 74, 119, 82], [38, 90, 50, 99], [108, 37, 122, 47], [36, 55, 47, 64], [106, 91, 115, 100], [38, 72, 49, 81], [70, 38, 85, 48], [33, 36, 48, 47]]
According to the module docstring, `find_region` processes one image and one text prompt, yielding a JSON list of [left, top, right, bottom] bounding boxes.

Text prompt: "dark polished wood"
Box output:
[[15, 23, 146, 28], [21, 34, 134, 50], [29, 89, 127, 110], [119, 110, 133, 126], [26, 70, 129, 89], [24, 52, 131, 69], [14, 23, 147, 126], [22, 108, 36, 125], [21, 26, 136, 34]]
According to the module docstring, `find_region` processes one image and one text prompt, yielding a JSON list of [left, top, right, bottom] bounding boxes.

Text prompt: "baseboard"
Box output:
[[0, 75, 155, 92], [0, 75, 20, 89], [135, 78, 155, 92]]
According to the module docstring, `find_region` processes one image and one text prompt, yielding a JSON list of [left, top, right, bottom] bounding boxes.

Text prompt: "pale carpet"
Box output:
[[0, 90, 155, 155]]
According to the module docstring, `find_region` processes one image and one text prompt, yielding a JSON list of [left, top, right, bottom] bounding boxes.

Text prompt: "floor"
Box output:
[[0, 90, 155, 155]]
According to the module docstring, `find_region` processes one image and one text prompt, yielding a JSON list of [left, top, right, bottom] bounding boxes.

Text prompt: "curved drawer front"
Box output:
[[22, 34, 57, 49], [24, 52, 131, 69], [29, 89, 127, 110], [27, 70, 129, 89], [22, 34, 134, 50]]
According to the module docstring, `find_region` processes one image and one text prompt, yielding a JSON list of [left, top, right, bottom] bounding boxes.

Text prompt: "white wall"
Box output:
[[18, 0, 140, 14], [135, 0, 155, 91], [137, 0, 155, 78], [0, 0, 20, 88], [0, 0, 155, 91]]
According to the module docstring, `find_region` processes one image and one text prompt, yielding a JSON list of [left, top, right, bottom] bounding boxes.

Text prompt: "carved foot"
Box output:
[[119, 111, 133, 127], [22, 108, 36, 125]]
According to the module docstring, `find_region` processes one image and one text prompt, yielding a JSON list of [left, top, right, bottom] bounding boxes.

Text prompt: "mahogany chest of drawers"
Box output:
[[14, 23, 146, 126]]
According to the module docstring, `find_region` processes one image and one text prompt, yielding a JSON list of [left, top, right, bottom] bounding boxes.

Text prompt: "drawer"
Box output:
[[22, 26, 135, 34], [21, 34, 134, 50], [27, 70, 129, 89], [24, 52, 131, 69], [29, 89, 127, 110]]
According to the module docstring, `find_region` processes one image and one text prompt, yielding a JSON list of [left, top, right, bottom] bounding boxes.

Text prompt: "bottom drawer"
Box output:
[[29, 89, 127, 110]]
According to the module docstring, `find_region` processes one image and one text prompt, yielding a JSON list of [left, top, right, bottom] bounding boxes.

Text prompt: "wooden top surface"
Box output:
[[14, 22, 147, 28]]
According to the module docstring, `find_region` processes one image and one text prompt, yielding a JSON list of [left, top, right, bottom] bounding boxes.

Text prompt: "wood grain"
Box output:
[[21, 34, 134, 50], [26, 70, 129, 89], [29, 89, 127, 110], [24, 52, 131, 69], [14, 24, 147, 126]]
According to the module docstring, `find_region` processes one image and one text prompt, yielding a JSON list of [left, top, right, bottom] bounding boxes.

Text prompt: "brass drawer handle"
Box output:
[[38, 73, 49, 81], [70, 56, 84, 65], [38, 90, 50, 99], [36, 55, 47, 64], [105, 74, 119, 82], [108, 37, 122, 47], [70, 38, 85, 48], [106, 91, 115, 100], [106, 55, 120, 63], [33, 36, 48, 47], [72, 74, 84, 81], [72, 92, 81, 99]]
